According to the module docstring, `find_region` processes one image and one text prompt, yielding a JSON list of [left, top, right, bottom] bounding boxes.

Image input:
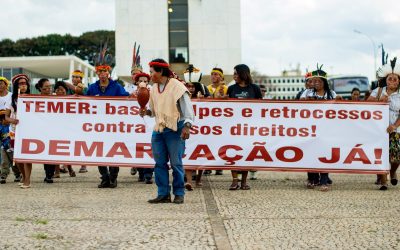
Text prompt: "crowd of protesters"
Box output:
[[0, 53, 399, 203]]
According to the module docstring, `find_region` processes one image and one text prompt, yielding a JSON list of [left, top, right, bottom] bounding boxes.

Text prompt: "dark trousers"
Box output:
[[308, 172, 330, 185], [44, 164, 56, 179], [138, 168, 154, 180], [98, 166, 119, 181]]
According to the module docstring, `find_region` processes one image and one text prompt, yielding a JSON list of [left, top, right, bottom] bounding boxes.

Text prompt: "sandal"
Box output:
[[185, 183, 193, 191], [320, 185, 329, 192], [240, 184, 251, 190], [229, 183, 240, 190]]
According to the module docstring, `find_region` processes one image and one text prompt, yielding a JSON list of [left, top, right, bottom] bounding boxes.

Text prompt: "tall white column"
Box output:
[[69, 59, 74, 82]]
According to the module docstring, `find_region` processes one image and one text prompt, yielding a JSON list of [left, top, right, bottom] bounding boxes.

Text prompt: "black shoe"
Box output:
[[215, 170, 223, 175], [0, 177, 6, 184], [138, 177, 145, 182], [98, 180, 110, 188], [391, 179, 398, 186], [203, 170, 212, 176], [130, 168, 137, 175], [109, 179, 117, 188], [148, 195, 171, 204], [173, 195, 184, 204], [44, 177, 53, 183], [14, 175, 22, 182], [379, 185, 388, 191], [145, 179, 153, 184], [327, 178, 333, 185]]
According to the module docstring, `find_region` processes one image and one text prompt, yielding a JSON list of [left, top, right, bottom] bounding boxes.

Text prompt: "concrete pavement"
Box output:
[[0, 166, 399, 249]]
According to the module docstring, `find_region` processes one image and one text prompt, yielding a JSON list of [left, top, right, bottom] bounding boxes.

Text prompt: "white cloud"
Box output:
[[241, 0, 400, 80], [0, 0, 115, 39]]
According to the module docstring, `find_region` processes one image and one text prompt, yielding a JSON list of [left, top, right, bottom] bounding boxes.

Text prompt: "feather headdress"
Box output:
[[93, 40, 113, 72], [131, 42, 142, 75], [183, 64, 202, 83], [377, 56, 400, 78], [308, 64, 327, 79]]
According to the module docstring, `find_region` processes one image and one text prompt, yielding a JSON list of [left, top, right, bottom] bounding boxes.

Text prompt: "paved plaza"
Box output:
[[1, 166, 400, 249]]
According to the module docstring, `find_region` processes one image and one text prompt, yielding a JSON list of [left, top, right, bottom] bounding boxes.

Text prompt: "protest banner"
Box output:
[[13, 95, 389, 173]]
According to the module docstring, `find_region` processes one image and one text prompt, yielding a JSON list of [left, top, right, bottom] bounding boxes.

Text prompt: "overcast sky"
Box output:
[[1, 0, 400, 80]]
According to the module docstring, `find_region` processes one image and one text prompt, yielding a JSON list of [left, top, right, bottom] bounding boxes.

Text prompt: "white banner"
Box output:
[[14, 95, 390, 173]]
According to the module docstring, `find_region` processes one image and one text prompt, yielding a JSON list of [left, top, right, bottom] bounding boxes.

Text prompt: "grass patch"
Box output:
[[15, 217, 26, 222], [35, 219, 48, 225], [33, 233, 48, 240], [70, 218, 83, 222]]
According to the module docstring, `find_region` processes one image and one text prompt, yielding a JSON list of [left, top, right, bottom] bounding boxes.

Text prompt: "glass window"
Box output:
[[2, 68, 11, 80], [168, 0, 188, 63]]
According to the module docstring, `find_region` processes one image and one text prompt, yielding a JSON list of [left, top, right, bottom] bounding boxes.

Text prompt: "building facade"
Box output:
[[253, 68, 306, 100], [115, 0, 241, 80]]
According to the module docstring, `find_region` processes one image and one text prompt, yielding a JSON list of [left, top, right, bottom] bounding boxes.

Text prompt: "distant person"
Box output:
[[351, 87, 361, 101], [300, 65, 336, 191], [85, 47, 130, 189], [295, 72, 314, 100], [368, 58, 400, 190], [53, 81, 77, 179], [69, 70, 88, 173], [227, 64, 262, 190], [0, 76, 20, 185], [35, 78, 57, 184], [207, 68, 227, 99], [10, 74, 32, 188]]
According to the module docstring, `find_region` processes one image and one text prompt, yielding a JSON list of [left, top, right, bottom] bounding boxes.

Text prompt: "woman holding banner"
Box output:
[[183, 65, 205, 190], [52, 81, 76, 179], [35, 78, 58, 184], [10, 74, 32, 188], [227, 64, 262, 190], [300, 65, 337, 191], [369, 57, 400, 190]]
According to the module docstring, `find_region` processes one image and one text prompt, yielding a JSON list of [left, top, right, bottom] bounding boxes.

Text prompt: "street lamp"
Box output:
[[354, 29, 377, 80]]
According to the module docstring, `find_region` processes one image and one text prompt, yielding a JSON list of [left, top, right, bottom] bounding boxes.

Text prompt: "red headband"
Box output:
[[11, 74, 30, 85], [95, 65, 112, 72], [149, 62, 170, 68], [133, 72, 151, 82]]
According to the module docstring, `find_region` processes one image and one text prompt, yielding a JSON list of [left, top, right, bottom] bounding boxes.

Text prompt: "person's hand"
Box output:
[[387, 124, 397, 133], [140, 109, 151, 117], [380, 95, 389, 102], [197, 91, 204, 98], [218, 87, 225, 96], [335, 95, 343, 100], [10, 118, 19, 125], [181, 126, 190, 140]]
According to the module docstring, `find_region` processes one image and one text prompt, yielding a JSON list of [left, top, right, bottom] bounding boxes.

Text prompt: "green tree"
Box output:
[[0, 30, 115, 65]]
